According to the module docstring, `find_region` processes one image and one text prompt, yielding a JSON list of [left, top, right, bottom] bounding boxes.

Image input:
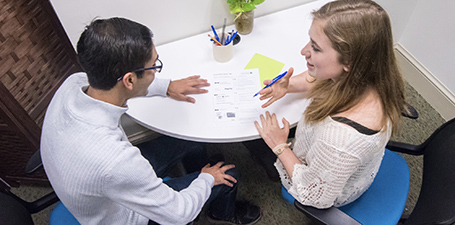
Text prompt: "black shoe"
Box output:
[[402, 103, 419, 119], [206, 201, 262, 225]]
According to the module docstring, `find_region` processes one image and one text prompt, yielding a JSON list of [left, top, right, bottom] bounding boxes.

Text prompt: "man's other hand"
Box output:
[[167, 75, 210, 103], [201, 162, 237, 187]]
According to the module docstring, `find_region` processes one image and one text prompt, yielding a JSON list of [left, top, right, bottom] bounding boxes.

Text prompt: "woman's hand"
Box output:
[[201, 162, 237, 187], [259, 67, 294, 108], [254, 111, 290, 150], [167, 75, 210, 103]]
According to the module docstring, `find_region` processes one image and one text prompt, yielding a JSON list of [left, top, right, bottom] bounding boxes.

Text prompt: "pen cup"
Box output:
[[212, 35, 233, 63]]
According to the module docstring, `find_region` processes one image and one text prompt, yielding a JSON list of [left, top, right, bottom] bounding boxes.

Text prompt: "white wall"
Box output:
[[376, 0, 455, 119], [50, 0, 315, 47], [375, 0, 417, 42], [399, 0, 455, 97]]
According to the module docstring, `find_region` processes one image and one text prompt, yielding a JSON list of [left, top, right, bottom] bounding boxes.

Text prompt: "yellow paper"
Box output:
[[244, 53, 285, 88]]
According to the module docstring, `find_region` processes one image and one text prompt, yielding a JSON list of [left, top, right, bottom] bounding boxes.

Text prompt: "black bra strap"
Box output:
[[331, 116, 379, 135]]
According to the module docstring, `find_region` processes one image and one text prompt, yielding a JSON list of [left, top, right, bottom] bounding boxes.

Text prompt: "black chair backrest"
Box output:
[[0, 191, 34, 225], [1, 176, 59, 224], [405, 117, 455, 225]]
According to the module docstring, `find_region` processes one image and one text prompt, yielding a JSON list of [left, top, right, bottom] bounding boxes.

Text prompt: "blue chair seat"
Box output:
[[49, 177, 172, 225], [50, 202, 80, 225], [282, 149, 410, 225]]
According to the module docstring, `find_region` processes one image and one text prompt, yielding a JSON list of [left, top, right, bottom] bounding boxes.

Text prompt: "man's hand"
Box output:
[[167, 75, 210, 103], [201, 162, 237, 187]]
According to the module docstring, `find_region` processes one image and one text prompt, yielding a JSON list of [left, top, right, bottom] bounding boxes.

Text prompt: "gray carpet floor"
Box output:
[[11, 82, 447, 225]]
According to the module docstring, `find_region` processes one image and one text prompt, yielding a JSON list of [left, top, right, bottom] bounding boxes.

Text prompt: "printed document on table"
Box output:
[[211, 69, 264, 125]]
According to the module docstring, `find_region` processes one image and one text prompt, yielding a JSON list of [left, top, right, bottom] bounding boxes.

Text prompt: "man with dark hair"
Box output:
[[41, 17, 261, 225]]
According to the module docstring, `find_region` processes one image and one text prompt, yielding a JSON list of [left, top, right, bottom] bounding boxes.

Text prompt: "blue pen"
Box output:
[[224, 35, 231, 45], [226, 31, 238, 45], [253, 71, 288, 97], [224, 32, 232, 45], [211, 25, 220, 42]]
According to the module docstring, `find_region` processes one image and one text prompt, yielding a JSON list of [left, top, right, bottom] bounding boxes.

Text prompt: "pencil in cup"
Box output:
[[208, 34, 222, 46]]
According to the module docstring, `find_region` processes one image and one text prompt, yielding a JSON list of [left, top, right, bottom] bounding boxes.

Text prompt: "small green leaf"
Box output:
[[251, 0, 264, 5], [227, 0, 264, 15], [230, 7, 243, 14], [242, 3, 256, 11]]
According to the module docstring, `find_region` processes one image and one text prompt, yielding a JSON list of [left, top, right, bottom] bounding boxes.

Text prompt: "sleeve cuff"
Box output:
[[146, 78, 171, 97], [199, 173, 215, 187]]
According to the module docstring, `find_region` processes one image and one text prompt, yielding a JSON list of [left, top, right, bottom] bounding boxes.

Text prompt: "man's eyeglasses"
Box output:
[[117, 59, 163, 82]]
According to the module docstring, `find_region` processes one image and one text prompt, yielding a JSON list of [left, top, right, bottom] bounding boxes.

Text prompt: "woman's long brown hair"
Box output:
[[305, 0, 405, 134]]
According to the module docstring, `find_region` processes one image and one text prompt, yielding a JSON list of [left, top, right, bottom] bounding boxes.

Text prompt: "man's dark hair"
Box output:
[[77, 17, 153, 90]]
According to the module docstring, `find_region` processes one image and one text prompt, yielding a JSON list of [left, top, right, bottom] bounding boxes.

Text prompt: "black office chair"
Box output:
[[294, 117, 455, 225], [0, 176, 59, 225]]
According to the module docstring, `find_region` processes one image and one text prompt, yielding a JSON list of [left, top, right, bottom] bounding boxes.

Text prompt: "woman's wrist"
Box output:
[[272, 142, 292, 156]]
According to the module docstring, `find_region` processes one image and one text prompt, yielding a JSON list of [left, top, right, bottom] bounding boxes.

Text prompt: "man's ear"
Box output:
[[120, 72, 136, 90]]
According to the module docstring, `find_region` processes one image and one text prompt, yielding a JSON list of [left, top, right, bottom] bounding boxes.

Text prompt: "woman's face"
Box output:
[[301, 20, 348, 82]]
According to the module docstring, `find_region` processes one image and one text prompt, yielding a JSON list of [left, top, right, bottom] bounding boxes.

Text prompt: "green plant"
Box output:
[[227, 0, 265, 20]]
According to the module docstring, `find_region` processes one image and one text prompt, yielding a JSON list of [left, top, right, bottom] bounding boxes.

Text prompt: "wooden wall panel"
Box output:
[[0, 0, 82, 186]]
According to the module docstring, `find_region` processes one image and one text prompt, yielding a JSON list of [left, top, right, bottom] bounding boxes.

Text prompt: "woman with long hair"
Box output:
[[255, 0, 405, 208]]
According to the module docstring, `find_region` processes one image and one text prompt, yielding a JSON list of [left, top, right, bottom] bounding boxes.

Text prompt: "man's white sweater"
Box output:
[[41, 73, 214, 225]]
